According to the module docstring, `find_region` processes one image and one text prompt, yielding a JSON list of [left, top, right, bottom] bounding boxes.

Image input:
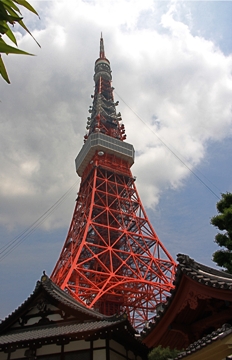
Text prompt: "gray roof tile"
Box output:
[[141, 254, 232, 338], [175, 324, 232, 359], [0, 319, 123, 345]]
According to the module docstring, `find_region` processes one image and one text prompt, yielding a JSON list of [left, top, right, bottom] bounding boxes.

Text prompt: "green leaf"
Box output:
[[0, 0, 20, 13], [0, 54, 10, 83], [5, 23, 17, 45], [0, 0, 39, 83], [2, 4, 41, 47], [0, 38, 33, 55], [1, 3, 23, 23], [18, 18, 41, 47], [0, 20, 9, 34], [0, 2, 10, 19], [14, 0, 39, 16]]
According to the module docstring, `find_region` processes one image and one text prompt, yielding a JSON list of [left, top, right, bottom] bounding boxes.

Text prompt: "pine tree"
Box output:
[[211, 192, 232, 273]]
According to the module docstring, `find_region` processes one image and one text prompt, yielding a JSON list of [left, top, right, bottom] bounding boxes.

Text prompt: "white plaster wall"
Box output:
[[10, 348, 26, 359], [93, 348, 106, 360], [65, 340, 90, 351], [0, 352, 8, 360], [93, 338, 106, 348], [110, 349, 126, 360], [25, 317, 42, 326], [36, 344, 61, 355], [109, 339, 126, 356]]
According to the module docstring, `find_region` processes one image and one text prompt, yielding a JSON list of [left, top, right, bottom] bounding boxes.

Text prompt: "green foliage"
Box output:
[[0, 0, 39, 83], [148, 345, 179, 360], [211, 192, 232, 273]]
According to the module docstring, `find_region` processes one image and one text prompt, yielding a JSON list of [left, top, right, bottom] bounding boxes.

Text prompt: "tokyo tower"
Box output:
[[51, 36, 176, 328]]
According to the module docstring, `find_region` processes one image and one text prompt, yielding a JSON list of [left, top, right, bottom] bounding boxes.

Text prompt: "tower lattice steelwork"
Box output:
[[51, 36, 176, 328]]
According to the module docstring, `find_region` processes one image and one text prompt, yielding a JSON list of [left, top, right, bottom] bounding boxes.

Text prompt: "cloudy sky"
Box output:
[[0, 0, 232, 320]]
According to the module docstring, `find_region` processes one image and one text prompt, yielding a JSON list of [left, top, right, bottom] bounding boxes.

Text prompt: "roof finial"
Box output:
[[100, 33, 105, 59]]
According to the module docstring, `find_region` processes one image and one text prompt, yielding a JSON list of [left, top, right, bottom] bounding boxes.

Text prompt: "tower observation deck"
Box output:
[[51, 36, 176, 329]]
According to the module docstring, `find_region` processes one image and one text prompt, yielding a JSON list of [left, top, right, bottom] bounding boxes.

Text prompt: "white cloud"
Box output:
[[0, 0, 231, 231]]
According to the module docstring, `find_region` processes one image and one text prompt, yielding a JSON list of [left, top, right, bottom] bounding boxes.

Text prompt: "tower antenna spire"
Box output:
[[100, 32, 105, 59]]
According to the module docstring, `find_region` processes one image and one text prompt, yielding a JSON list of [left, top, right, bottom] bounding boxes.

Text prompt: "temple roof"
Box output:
[[0, 272, 105, 331], [0, 319, 124, 345], [175, 254, 232, 287], [142, 254, 232, 350], [0, 274, 148, 356], [175, 323, 232, 359]]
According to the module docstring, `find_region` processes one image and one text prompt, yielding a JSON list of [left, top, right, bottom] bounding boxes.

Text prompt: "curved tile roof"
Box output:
[[141, 254, 232, 343], [176, 254, 232, 289], [40, 273, 105, 318], [0, 319, 123, 345], [0, 273, 123, 332], [175, 323, 232, 359]]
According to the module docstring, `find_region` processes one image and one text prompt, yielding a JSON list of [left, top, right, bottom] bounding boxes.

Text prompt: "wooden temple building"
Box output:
[[0, 273, 148, 360], [1, 254, 232, 359], [142, 254, 232, 359]]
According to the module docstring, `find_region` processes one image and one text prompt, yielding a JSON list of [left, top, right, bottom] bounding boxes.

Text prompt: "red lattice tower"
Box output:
[[51, 36, 176, 329]]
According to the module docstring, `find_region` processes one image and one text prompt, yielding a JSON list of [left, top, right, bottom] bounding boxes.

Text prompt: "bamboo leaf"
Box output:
[[1, 5, 40, 47], [18, 18, 41, 47], [14, 0, 39, 16], [0, 0, 39, 83], [1, 4, 23, 23], [0, 2, 9, 17], [0, 0, 20, 13], [0, 54, 10, 83], [0, 21, 9, 34], [5, 23, 17, 45], [0, 38, 33, 55]]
